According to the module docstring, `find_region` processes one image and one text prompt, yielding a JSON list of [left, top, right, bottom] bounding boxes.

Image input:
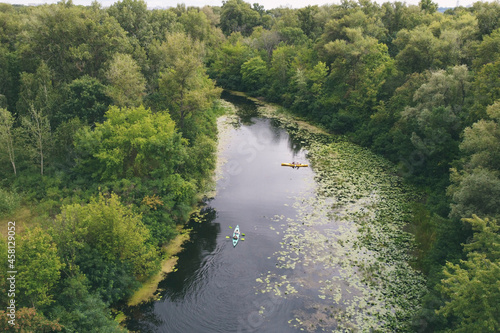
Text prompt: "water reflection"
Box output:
[[124, 92, 315, 333], [221, 91, 259, 125], [158, 206, 219, 300]]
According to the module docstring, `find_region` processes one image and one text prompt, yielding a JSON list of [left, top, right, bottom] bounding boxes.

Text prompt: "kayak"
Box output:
[[281, 163, 308, 167], [232, 225, 240, 247]]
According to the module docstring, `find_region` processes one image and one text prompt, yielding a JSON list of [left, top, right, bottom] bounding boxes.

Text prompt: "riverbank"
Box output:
[[125, 99, 237, 307], [127, 225, 190, 307]]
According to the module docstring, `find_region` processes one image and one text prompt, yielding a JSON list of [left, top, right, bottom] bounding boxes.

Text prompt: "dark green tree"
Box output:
[[219, 0, 261, 36], [58, 75, 111, 125]]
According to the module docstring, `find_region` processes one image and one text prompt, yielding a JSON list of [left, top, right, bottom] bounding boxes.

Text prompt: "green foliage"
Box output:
[[49, 273, 127, 332], [208, 37, 253, 90], [0, 307, 62, 332], [107, 0, 152, 48], [20, 104, 51, 176], [2, 1, 500, 331], [0, 188, 21, 215], [241, 55, 268, 93], [394, 26, 440, 74], [75, 105, 184, 181], [18, 3, 132, 83], [17, 227, 64, 308], [52, 193, 159, 279], [449, 102, 500, 219], [0, 108, 16, 175], [16, 61, 58, 120], [470, 58, 500, 121], [436, 215, 500, 332], [158, 32, 222, 130], [419, 0, 438, 14], [76, 246, 141, 304], [58, 75, 112, 125], [471, 1, 500, 36], [105, 53, 146, 107], [219, 0, 261, 36]]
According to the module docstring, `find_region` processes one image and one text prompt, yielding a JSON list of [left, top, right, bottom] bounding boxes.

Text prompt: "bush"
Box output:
[[0, 188, 20, 215]]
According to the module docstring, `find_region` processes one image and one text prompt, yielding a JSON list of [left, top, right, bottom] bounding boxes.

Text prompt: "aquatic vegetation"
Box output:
[[254, 102, 427, 332]]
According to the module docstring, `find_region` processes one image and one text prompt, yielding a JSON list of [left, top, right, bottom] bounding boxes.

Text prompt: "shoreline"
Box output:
[[124, 99, 236, 308], [126, 225, 191, 307]]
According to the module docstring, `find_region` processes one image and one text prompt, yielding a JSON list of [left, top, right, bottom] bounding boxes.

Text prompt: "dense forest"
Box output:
[[0, 0, 499, 331]]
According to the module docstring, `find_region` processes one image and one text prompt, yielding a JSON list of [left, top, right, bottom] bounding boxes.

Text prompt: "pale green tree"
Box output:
[[17, 227, 64, 308], [158, 32, 221, 130], [105, 53, 146, 107], [21, 105, 51, 176]]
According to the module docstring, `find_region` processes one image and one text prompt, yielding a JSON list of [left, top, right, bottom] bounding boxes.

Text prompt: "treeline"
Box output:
[[204, 0, 500, 332], [0, 1, 223, 331]]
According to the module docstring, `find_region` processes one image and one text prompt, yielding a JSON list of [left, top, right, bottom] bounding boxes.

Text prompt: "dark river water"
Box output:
[[124, 93, 316, 332]]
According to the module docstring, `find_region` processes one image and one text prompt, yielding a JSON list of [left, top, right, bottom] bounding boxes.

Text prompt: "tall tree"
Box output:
[[448, 101, 500, 219], [21, 105, 51, 176], [58, 75, 112, 125], [158, 32, 221, 130], [0, 108, 16, 175], [107, 0, 152, 48], [105, 53, 146, 108], [219, 0, 261, 36], [19, 2, 131, 83]]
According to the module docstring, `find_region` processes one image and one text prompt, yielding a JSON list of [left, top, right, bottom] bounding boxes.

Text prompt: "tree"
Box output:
[[16, 63, 56, 176], [471, 1, 500, 36], [394, 66, 471, 178], [219, 0, 261, 36], [179, 8, 212, 42], [21, 105, 51, 176], [208, 35, 253, 90], [0, 307, 62, 332], [470, 58, 500, 121], [321, 28, 395, 131], [105, 53, 146, 107], [473, 28, 500, 70], [58, 75, 112, 125], [394, 26, 440, 74], [419, 0, 437, 14], [241, 56, 268, 93], [436, 215, 500, 332], [17, 227, 64, 308], [19, 3, 132, 83], [74, 105, 186, 181], [158, 32, 221, 130], [16, 62, 58, 121], [297, 5, 321, 39], [0, 108, 16, 175], [448, 101, 500, 219], [49, 273, 127, 332], [107, 0, 152, 48], [52, 193, 158, 279], [460, 101, 500, 171]]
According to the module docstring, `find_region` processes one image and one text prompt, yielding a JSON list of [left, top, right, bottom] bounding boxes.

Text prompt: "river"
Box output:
[[123, 92, 425, 332]]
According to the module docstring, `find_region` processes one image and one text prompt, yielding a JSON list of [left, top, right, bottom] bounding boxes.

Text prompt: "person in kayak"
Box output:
[[233, 231, 239, 239]]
